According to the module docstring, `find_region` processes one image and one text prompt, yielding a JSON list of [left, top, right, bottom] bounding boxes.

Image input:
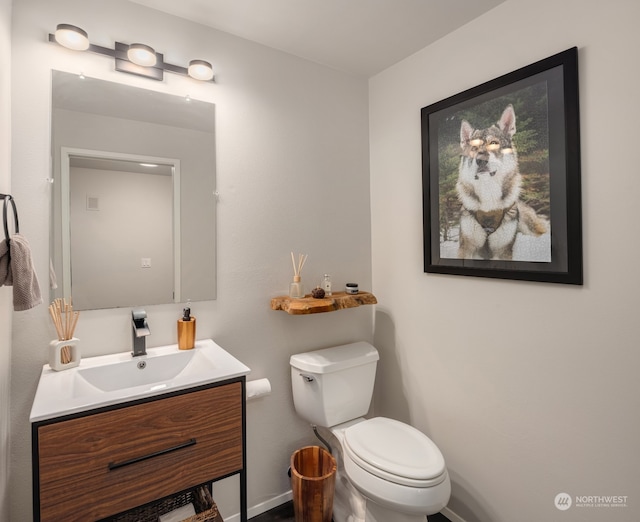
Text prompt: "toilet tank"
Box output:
[[290, 342, 379, 427]]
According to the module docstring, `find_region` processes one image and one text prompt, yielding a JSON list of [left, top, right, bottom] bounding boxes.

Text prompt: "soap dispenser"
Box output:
[[177, 306, 196, 350]]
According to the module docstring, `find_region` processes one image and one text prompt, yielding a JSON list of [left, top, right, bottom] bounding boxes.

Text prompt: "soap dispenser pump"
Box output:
[[177, 305, 196, 350]]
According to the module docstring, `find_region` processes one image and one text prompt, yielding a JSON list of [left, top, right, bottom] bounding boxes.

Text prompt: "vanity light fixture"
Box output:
[[49, 23, 214, 83]]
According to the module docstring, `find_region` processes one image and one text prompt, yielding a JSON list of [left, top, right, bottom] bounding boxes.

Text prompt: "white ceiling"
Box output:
[[128, 0, 505, 77]]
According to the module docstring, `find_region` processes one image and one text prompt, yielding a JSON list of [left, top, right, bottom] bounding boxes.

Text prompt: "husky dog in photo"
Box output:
[[456, 104, 548, 260]]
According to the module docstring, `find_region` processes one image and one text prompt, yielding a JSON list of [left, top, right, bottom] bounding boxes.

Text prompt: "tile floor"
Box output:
[[249, 501, 451, 521]]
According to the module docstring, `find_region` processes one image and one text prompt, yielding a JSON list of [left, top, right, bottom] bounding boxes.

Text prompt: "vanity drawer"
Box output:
[[35, 382, 243, 522]]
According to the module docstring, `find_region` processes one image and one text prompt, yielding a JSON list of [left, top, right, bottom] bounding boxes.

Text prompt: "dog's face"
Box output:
[[459, 105, 518, 183]]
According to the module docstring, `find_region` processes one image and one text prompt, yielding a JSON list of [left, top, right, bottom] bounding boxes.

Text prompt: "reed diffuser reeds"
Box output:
[[289, 252, 308, 298], [291, 252, 308, 279], [48, 298, 79, 365]]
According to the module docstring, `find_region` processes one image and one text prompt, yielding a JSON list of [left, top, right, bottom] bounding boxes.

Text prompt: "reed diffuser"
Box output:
[[48, 298, 80, 370], [289, 252, 308, 298]]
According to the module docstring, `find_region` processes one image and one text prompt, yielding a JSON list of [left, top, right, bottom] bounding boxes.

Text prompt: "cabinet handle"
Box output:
[[108, 438, 197, 471]]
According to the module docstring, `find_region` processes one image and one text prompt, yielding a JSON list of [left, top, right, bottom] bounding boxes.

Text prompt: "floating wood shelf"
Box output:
[[270, 291, 377, 315]]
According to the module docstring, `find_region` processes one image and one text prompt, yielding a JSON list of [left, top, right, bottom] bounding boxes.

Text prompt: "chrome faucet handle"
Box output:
[[132, 308, 150, 337], [131, 308, 149, 357]]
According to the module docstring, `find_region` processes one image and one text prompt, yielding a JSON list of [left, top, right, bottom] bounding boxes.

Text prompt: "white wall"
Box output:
[[10, 0, 372, 519], [370, 0, 640, 521], [0, 0, 11, 520]]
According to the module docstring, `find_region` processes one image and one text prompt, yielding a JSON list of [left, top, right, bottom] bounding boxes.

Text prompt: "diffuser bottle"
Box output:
[[289, 252, 308, 299], [289, 275, 304, 299]]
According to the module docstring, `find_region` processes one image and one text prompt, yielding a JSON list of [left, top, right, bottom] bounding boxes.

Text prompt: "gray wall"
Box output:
[[369, 0, 640, 521], [10, 0, 372, 519], [69, 166, 173, 309]]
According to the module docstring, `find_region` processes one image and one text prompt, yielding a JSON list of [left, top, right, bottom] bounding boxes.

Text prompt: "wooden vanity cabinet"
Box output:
[[32, 378, 247, 522]]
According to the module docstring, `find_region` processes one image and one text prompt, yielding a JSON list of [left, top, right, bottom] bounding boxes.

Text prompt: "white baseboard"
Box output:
[[223, 490, 293, 522], [441, 506, 467, 522], [224, 491, 465, 522]]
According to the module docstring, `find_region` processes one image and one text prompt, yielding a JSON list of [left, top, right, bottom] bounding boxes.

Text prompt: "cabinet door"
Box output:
[[36, 382, 243, 521]]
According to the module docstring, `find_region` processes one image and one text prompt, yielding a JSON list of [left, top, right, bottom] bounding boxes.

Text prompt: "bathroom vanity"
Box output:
[[30, 339, 250, 522]]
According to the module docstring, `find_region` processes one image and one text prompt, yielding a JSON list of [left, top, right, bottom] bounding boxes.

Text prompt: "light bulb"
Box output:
[[55, 24, 89, 51], [127, 43, 157, 67], [188, 60, 214, 81]]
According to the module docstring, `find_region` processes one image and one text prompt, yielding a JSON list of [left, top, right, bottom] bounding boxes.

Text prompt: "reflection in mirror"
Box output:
[[50, 71, 216, 310], [63, 150, 179, 309]]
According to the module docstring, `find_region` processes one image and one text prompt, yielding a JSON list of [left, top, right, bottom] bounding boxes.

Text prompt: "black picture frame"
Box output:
[[421, 47, 582, 284]]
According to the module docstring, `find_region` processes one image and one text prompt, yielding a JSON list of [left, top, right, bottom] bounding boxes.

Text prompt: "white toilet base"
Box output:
[[332, 464, 365, 522], [365, 502, 427, 522], [329, 432, 366, 522]]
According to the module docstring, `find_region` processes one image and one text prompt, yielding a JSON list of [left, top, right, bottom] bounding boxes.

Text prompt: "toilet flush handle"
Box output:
[[300, 373, 315, 383]]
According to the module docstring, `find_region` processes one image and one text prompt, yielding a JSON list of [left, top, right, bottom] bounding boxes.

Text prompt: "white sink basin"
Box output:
[[30, 339, 250, 422], [76, 349, 201, 393]]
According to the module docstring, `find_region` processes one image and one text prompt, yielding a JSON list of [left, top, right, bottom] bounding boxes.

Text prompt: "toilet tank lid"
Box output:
[[290, 342, 379, 374]]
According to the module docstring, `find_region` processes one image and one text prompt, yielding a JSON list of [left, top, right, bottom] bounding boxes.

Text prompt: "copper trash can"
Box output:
[[290, 446, 337, 522]]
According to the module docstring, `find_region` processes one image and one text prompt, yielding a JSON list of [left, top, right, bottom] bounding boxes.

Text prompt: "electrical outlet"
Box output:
[[141, 258, 151, 268]]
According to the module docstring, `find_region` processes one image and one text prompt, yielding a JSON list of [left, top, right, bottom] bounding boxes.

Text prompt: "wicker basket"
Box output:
[[183, 505, 223, 522], [100, 485, 223, 522]]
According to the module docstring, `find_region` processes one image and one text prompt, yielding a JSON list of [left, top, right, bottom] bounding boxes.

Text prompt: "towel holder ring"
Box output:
[[1, 194, 19, 243]]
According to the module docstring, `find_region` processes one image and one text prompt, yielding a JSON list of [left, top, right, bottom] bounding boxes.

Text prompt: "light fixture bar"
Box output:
[[48, 25, 215, 83], [162, 62, 189, 76]]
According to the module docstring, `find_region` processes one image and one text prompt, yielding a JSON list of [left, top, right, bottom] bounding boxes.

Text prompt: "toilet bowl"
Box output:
[[290, 342, 451, 522]]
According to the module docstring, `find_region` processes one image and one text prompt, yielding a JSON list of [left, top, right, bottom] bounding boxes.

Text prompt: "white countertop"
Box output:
[[30, 339, 250, 422]]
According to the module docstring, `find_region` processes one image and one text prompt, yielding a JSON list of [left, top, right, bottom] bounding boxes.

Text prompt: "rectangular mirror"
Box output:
[[50, 71, 216, 310]]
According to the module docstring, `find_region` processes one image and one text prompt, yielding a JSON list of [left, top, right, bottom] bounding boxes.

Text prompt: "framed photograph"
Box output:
[[421, 47, 582, 284]]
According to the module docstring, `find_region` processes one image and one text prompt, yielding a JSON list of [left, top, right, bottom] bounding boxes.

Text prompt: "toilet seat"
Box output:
[[344, 417, 446, 488]]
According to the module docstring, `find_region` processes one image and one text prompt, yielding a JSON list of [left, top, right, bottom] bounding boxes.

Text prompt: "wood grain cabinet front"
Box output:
[[33, 381, 243, 522]]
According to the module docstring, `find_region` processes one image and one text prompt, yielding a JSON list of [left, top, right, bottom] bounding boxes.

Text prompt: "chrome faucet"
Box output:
[[131, 308, 150, 357]]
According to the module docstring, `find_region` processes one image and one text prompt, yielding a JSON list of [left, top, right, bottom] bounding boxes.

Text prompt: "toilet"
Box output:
[[290, 342, 451, 522]]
